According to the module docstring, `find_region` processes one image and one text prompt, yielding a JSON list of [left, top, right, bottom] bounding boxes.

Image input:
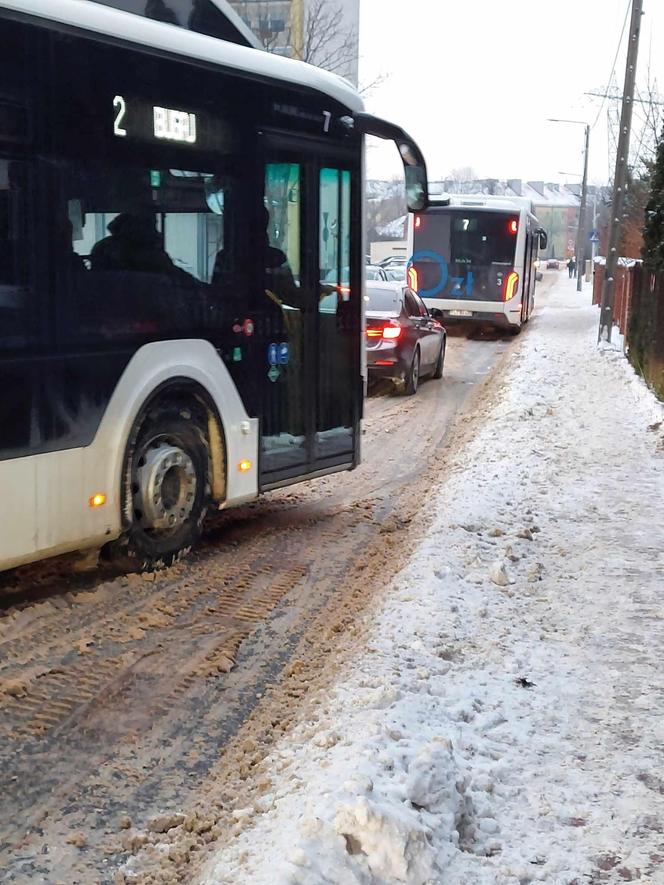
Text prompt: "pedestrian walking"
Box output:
[[568, 256, 577, 278]]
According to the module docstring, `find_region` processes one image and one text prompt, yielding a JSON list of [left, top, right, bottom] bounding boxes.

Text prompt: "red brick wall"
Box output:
[[592, 264, 635, 337]]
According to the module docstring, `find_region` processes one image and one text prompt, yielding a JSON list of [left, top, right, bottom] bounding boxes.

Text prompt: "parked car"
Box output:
[[324, 265, 388, 283], [384, 265, 407, 282], [379, 256, 408, 268], [546, 258, 560, 270], [365, 282, 446, 395], [366, 264, 388, 281]]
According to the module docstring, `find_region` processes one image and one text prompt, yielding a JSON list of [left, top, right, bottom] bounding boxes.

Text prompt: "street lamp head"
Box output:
[[547, 118, 589, 128]]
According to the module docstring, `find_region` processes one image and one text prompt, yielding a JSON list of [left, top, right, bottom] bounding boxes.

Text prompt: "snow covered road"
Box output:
[[201, 279, 664, 885]]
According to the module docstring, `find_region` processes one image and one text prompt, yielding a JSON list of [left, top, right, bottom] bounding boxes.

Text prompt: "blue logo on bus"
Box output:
[[408, 251, 474, 299]]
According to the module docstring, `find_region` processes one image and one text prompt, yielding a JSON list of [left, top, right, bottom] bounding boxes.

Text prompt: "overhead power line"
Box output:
[[591, 0, 632, 130], [585, 90, 664, 107]]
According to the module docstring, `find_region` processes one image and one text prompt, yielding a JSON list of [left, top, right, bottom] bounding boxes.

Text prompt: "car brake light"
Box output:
[[414, 216, 422, 229], [382, 322, 402, 339], [504, 271, 519, 301], [366, 327, 382, 338], [407, 266, 418, 291]]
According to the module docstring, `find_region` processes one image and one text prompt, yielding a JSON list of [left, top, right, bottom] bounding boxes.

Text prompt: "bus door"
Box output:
[[258, 140, 360, 485]]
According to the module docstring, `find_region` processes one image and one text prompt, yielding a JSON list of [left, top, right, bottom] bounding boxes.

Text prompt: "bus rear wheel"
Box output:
[[107, 404, 210, 571]]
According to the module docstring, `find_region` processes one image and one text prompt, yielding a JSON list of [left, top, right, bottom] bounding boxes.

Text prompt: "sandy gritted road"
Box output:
[[0, 277, 556, 884]]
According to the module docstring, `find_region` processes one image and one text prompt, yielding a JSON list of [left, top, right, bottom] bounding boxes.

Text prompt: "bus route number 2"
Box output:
[[113, 96, 198, 145]]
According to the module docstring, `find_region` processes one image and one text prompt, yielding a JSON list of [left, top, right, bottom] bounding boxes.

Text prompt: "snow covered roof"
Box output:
[[0, 0, 365, 113], [428, 178, 585, 209], [376, 215, 407, 239], [593, 257, 642, 267]]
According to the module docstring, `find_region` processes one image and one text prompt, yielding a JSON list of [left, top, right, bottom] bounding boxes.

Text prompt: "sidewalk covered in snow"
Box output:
[[201, 279, 664, 885]]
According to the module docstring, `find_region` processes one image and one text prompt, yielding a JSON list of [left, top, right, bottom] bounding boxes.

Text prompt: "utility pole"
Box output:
[[599, 0, 644, 342], [548, 118, 590, 292], [576, 123, 590, 292]]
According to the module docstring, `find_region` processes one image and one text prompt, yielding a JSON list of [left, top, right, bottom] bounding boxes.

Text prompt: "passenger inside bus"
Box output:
[[90, 212, 197, 285]]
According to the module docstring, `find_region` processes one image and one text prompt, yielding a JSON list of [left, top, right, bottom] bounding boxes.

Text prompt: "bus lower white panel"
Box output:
[[0, 448, 112, 571]]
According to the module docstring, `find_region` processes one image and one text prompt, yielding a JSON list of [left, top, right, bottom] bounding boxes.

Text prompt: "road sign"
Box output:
[[589, 230, 600, 243]]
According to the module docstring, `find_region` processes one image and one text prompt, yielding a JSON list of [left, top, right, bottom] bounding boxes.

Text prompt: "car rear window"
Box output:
[[366, 287, 401, 311]]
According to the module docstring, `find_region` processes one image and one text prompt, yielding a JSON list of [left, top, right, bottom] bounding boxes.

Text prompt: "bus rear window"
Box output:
[[415, 210, 518, 266]]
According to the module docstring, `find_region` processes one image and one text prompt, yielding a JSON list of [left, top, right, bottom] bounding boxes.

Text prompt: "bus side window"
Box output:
[[0, 159, 30, 350], [63, 166, 235, 341]]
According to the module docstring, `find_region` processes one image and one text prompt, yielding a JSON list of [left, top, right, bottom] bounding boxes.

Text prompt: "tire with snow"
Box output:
[[404, 349, 420, 396], [432, 340, 445, 380], [105, 403, 210, 571]]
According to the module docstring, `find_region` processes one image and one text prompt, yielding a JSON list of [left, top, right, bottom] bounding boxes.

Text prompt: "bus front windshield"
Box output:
[[416, 210, 518, 268]]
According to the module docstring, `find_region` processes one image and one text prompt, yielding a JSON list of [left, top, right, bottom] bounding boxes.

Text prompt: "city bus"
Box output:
[[0, 0, 428, 572], [408, 195, 547, 333]]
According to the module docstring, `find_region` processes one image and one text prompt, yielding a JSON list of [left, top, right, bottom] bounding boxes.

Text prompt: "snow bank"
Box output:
[[202, 281, 664, 885]]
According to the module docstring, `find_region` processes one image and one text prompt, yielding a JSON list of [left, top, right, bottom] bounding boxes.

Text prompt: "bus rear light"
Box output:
[[238, 459, 252, 473], [89, 493, 106, 509], [504, 271, 520, 301], [508, 219, 518, 235], [407, 266, 419, 291]]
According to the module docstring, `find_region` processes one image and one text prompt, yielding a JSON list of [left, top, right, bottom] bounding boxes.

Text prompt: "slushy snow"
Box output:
[[202, 279, 664, 885]]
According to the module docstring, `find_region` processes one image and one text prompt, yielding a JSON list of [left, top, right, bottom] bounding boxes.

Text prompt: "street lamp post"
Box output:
[[548, 119, 590, 292]]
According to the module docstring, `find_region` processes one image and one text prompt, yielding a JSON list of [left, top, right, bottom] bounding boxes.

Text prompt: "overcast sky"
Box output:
[[359, 0, 664, 186]]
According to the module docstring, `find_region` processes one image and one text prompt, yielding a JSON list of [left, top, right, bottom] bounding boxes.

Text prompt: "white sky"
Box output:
[[359, 0, 664, 186]]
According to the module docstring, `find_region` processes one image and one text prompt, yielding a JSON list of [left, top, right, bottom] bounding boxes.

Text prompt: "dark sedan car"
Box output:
[[365, 283, 446, 395]]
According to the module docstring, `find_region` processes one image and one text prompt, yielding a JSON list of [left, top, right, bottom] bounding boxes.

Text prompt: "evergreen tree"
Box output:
[[643, 127, 664, 272]]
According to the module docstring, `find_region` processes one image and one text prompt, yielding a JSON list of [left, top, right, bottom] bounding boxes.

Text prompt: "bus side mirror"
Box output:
[[537, 228, 548, 250], [405, 166, 428, 212], [352, 113, 429, 213]]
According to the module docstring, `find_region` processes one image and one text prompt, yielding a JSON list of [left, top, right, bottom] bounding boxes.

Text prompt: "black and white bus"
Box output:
[[408, 195, 547, 333], [0, 0, 428, 572]]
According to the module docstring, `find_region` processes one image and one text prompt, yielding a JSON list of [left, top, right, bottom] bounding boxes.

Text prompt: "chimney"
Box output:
[[507, 179, 522, 196], [528, 180, 545, 196]]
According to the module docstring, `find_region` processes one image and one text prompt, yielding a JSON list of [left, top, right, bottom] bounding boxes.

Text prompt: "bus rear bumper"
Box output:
[[422, 298, 521, 329]]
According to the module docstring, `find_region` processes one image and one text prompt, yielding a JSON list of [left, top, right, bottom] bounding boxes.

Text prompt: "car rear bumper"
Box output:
[[366, 344, 408, 383]]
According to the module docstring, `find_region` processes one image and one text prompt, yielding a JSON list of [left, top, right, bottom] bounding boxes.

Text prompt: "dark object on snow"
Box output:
[[516, 677, 536, 689]]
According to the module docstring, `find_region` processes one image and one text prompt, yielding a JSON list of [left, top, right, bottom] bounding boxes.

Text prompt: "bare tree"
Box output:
[[229, 0, 358, 80], [299, 0, 358, 80]]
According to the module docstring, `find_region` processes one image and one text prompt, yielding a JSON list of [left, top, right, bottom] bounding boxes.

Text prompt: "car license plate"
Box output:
[[448, 310, 473, 317]]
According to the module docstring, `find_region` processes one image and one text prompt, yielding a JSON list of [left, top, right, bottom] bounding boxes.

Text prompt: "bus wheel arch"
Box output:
[[105, 380, 227, 571]]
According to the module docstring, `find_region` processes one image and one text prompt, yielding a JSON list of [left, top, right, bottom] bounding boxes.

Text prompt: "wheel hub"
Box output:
[[135, 442, 197, 531]]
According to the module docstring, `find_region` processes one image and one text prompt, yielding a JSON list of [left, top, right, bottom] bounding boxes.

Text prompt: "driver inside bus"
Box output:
[[212, 206, 302, 311]]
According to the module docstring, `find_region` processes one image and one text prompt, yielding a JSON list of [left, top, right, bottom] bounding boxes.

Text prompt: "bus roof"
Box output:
[[0, 0, 365, 114], [430, 194, 535, 212], [427, 194, 540, 222]]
